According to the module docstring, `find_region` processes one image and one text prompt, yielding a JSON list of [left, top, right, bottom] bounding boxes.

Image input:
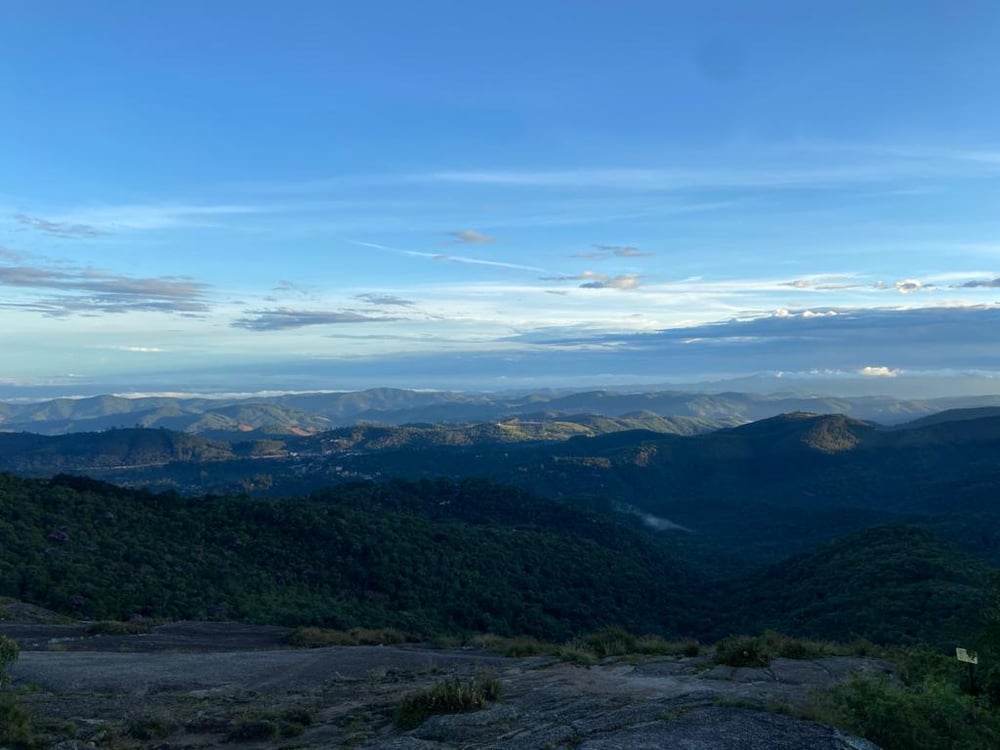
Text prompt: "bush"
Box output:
[[277, 707, 313, 737], [0, 635, 17, 687], [227, 719, 278, 742], [126, 717, 172, 740], [714, 631, 835, 667], [88, 620, 155, 636], [0, 701, 35, 750], [714, 634, 775, 667], [580, 626, 638, 658], [472, 628, 700, 662], [634, 634, 700, 657], [395, 673, 502, 729], [579, 628, 700, 659], [828, 673, 1000, 750], [471, 634, 548, 657], [286, 626, 413, 648]]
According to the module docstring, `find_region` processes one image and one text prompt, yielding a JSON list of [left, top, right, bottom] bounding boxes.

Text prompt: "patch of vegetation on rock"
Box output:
[[87, 620, 156, 636], [227, 719, 279, 742], [286, 626, 415, 648], [395, 673, 503, 729], [713, 631, 857, 668]]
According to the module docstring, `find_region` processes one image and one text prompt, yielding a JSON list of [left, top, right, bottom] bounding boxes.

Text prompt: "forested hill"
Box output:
[[0, 473, 993, 649], [0, 474, 707, 640], [717, 525, 993, 647], [0, 429, 236, 472]]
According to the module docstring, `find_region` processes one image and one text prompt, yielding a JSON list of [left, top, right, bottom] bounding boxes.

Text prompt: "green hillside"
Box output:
[[1, 471, 994, 649], [719, 525, 992, 647], [0, 429, 234, 472], [0, 473, 705, 640]]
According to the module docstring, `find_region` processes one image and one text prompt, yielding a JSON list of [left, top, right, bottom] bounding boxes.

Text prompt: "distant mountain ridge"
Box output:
[[4, 387, 1000, 437]]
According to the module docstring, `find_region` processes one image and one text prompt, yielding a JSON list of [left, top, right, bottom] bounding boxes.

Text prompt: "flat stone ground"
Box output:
[[3, 622, 886, 749]]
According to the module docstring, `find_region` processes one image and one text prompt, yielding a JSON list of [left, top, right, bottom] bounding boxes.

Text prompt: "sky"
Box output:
[[3, 0, 1000, 397]]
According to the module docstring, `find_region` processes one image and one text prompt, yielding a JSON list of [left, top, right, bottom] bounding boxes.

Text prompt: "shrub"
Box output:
[[714, 631, 835, 667], [277, 707, 313, 737], [286, 626, 413, 648], [227, 719, 278, 742], [0, 701, 35, 750], [395, 673, 503, 729], [472, 634, 548, 657], [88, 620, 155, 636], [280, 707, 314, 726], [828, 673, 1000, 750], [580, 626, 637, 658], [578, 629, 700, 659], [287, 626, 357, 647], [126, 717, 172, 740], [472, 628, 700, 662], [0, 635, 17, 687], [713, 634, 775, 667], [552, 644, 598, 666], [633, 634, 700, 657]]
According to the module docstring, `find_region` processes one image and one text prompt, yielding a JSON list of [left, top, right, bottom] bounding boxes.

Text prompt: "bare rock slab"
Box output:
[[577, 707, 881, 749]]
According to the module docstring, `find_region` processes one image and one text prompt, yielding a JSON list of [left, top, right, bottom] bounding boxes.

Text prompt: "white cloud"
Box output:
[[894, 279, 924, 294], [448, 230, 494, 244], [859, 366, 900, 377]]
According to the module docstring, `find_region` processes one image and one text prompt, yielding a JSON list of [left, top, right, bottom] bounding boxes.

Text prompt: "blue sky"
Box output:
[[3, 1, 1000, 395]]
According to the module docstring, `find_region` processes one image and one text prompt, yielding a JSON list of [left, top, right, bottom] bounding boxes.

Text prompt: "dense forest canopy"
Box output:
[[0, 472, 991, 648]]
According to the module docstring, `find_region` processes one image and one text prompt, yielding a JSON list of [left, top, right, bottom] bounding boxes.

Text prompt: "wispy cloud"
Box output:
[[15, 213, 106, 238], [232, 307, 404, 331], [580, 274, 641, 290], [447, 230, 494, 244], [541, 270, 641, 290], [273, 280, 317, 297], [355, 292, 416, 307], [224, 146, 1000, 197], [349, 239, 547, 273], [422, 166, 902, 191], [870, 278, 931, 294], [574, 244, 655, 259], [421, 148, 1000, 192], [780, 275, 865, 291], [46, 203, 268, 231], [959, 277, 1000, 288], [0, 259, 211, 316]]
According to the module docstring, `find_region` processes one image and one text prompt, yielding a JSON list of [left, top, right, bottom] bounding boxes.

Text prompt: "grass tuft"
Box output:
[[394, 672, 502, 729]]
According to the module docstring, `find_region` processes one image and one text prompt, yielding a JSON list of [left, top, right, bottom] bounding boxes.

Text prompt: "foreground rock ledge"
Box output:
[[6, 621, 884, 749]]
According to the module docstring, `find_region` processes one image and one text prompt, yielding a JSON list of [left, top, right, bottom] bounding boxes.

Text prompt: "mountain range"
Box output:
[[6, 387, 1000, 437]]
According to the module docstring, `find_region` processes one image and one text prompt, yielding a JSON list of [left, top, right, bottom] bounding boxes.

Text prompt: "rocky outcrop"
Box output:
[[363, 656, 886, 749], [6, 622, 883, 749]]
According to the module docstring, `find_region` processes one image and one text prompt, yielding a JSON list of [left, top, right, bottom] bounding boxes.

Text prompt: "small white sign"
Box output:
[[956, 647, 979, 665]]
